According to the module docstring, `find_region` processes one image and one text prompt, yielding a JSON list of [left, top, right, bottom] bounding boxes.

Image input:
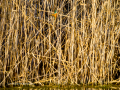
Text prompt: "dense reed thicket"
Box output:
[[0, 0, 120, 87]]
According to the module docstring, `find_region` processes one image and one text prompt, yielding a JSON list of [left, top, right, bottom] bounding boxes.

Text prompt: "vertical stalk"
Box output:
[[24, 0, 27, 84], [92, 0, 96, 84]]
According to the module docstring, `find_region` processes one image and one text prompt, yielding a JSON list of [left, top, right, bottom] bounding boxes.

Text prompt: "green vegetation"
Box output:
[[0, 85, 120, 90]]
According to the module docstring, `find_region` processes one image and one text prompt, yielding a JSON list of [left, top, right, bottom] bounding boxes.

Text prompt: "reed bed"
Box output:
[[0, 0, 120, 87]]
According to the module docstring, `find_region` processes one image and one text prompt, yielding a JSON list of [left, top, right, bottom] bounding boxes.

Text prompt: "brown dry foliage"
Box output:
[[0, 0, 120, 87]]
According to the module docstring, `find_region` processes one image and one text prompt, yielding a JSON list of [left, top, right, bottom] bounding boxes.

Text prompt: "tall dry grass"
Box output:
[[0, 0, 120, 87]]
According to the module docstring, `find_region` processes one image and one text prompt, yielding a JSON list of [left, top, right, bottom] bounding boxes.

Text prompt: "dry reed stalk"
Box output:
[[0, 0, 120, 87]]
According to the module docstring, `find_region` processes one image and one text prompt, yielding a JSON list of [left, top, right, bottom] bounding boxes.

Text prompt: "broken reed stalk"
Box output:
[[0, 0, 120, 87]]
